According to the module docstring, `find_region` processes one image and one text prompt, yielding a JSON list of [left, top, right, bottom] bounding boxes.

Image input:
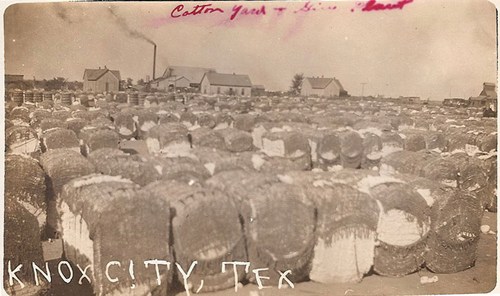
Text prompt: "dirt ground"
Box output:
[[39, 211, 497, 296]]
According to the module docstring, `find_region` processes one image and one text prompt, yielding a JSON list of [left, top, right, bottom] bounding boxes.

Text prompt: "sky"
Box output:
[[3, 0, 498, 99]]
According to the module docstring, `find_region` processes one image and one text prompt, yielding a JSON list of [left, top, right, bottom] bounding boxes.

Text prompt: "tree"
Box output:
[[137, 79, 145, 86], [290, 73, 304, 96], [126, 78, 133, 88], [45, 77, 66, 91]]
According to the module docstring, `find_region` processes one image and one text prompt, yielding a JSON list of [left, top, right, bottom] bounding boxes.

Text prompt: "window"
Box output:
[[241, 88, 245, 95], [217, 87, 220, 94]]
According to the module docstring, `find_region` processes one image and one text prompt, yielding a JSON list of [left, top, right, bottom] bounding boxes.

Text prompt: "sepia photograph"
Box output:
[[2, 0, 498, 295]]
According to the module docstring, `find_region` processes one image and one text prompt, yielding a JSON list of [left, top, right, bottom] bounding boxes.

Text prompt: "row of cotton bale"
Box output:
[[5, 148, 486, 295]]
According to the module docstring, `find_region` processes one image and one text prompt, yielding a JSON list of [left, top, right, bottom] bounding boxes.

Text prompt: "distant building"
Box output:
[[151, 76, 190, 91], [162, 66, 216, 89], [399, 96, 421, 104], [251, 85, 266, 96], [200, 72, 252, 96], [443, 98, 468, 107], [301, 77, 347, 97], [469, 82, 497, 111], [5, 74, 25, 90], [83, 67, 121, 93]]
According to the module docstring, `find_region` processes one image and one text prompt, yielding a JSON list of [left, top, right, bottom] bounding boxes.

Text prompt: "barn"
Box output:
[[200, 72, 252, 96], [301, 77, 347, 97], [83, 67, 121, 93]]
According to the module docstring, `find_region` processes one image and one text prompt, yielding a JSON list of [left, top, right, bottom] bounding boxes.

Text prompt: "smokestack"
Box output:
[[153, 44, 157, 80]]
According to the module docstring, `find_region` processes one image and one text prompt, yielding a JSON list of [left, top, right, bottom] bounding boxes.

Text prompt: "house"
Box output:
[[251, 85, 266, 96], [301, 76, 347, 97], [83, 67, 121, 93], [200, 72, 252, 96], [151, 76, 190, 91], [162, 66, 216, 89]]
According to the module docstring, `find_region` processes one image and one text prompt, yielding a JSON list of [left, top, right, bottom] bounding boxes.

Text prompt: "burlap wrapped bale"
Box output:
[[65, 117, 88, 136], [367, 178, 430, 276], [189, 127, 226, 150], [112, 112, 137, 139], [340, 131, 364, 169], [403, 132, 426, 152], [5, 126, 39, 155], [446, 152, 492, 210], [135, 110, 158, 139], [262, 131, 310, 159], [446, 130, 471, 152], [40, 148, 96, 196], [217, 128, 254, 152], [317, 131, 342, 169], [154, 156, 211, 184], [41, 128, 80, 152], [480, 133, 497, 152], [60, 175, 171, 295], [51, 110, 72, 121], [361, 132, 383, 169], [146, 123, 190, 157], [238, 182, 315, 285], [213, 112, 233, 129], [425, 131, 446, 151], [380, 131, 404, 148], [420, 157, 459, 188], [196, 113, 216, 129], [88, 149, 160, 186], [8, 106, 30, 125], [79, 128, 120, 156], [29, 109, 52, 129], [5, 154, 47, 233], [306, 177, 379, 283], [40, 118, 68, 132], [190, 147, 254, 176], [166, 183, 246, 293], [158, 112, 180, 124], [72, 109, 109, 122], [233, 113, 257, 132], [424, 188, 483, 273], [179, 111, 197, 127], [4, 199, 47, 295]]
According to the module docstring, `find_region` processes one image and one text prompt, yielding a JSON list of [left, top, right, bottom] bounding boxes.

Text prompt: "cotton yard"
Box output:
[[3, 90, 497, 296]]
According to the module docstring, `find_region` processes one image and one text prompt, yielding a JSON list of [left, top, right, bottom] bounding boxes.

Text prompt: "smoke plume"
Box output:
[[107, 6, 156, 46]]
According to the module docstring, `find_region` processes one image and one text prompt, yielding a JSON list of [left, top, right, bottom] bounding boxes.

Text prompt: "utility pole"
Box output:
[[360, 82, 367, 97]]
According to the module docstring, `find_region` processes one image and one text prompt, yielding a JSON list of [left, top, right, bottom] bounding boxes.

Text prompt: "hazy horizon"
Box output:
[[4, 0, 498, 99]]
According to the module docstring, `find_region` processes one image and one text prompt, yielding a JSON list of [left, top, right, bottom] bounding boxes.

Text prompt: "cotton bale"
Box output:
[[8, 106, 31, 124], [361, 132, 383, 169], [424, 188, 483, 273], [179, 111, 197, 127], [196, 112, 216, 129], [60, 175, 171, 295], [158, 112, 180, 124], [166, 183, 246, 293], [403, 132, 426, 152], [112, 112, 137, 139], [4, 199, 47, 294], [217, 128, 254, 152], [189, 127, 226, 150], [262, 131, 310, 159], [65, 118, 88, 135], [5, 126, 40, 155], [317, 131, 342, 169], [145, 123, 191, 157], [29, 109, 52, 129], [51, 110, 72, 121], [425, 131, 447, 151], [367, 178, 430, 276], [307, 179, 379, 283], [340, 131, 364, 169], [480, 133, 497, 152], [88, 149, 160, 186], [135, 110, 158, 139], [5, 154, 47, 233], [241, 182, 315, 284], [79, 128, 120, 156], [233, 113, 257, 132], [155, 156, 211, 184]]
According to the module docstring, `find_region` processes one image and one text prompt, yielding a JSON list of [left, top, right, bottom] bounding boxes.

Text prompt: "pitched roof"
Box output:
[[83, 68, 121, 81], [306, 77, 345, 90], [480, 82, 497, 98], [163, 66, 216, 84], [203, 72, 252, 87]]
